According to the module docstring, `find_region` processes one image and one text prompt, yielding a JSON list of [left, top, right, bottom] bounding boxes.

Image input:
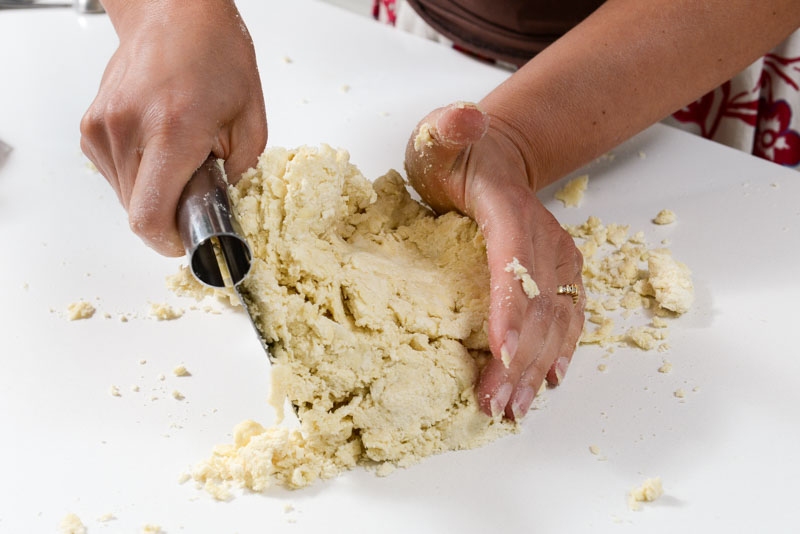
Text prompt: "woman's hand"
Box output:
[[405, 102, 585, 420], [80, 0, 267, 256]]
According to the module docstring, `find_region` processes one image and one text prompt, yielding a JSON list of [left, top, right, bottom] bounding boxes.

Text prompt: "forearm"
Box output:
[[481, 0, 800, 190], [100, 0, 239, 39]]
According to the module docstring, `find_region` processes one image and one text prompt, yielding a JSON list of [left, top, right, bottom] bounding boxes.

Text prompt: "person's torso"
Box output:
[[405, 0, 605, 65]]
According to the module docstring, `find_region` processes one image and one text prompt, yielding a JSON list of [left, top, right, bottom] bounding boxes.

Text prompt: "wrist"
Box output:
[[103, 0, 237, 40], [478, 93, 549, 193]]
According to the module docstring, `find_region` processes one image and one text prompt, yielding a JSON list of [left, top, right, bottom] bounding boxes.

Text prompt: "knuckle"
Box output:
[[79, 105, 104, 139], [128, 204, 159, 240]]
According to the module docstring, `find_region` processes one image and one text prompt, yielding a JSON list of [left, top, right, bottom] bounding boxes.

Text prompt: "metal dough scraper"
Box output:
[[176, 155, 273, 362]]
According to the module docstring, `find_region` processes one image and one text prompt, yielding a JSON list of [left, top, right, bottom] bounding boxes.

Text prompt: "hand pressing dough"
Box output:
[[178, 145, 515, 496]]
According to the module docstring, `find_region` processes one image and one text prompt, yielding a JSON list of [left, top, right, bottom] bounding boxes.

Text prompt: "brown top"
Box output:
[[405, 0, 604, 65]]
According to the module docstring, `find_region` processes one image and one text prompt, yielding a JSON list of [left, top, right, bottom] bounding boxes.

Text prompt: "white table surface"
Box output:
[[1, 1, 799, 532]]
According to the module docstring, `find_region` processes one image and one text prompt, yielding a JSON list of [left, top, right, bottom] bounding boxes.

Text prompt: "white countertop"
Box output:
[[1, 1, 799, 532]]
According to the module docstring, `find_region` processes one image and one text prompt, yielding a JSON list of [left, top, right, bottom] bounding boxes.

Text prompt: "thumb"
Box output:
[[404, 102, 489, 213]]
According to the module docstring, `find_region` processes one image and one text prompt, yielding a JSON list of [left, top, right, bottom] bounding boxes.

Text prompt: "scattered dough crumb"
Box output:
[[554, 174, 589, 207], [172, 390, 185, 401], [626, 326, 667, 351], [628, 477, 663, 511], [131, 385, 140, 393], [149, 302, 184, 321], [67, 301, 96, 320], [504, 257, 540, 299], [597, 363, 607, 372], [96, 513, 116, 522], [109, 384, 121, 397], [653, 209, 676, 225], [173, 365, 191, 377], [589, 444, 601, 455], [674, 388, 686, 399], [658, 360, 673, 374], [339, 84, 351, 93], [59, 513, 87, 534], [141, 525, 163, 534]]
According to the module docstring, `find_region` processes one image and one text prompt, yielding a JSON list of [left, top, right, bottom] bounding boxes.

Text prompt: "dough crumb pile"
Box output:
[[565, 216, 694, 349], [172, 145, 514, 497]]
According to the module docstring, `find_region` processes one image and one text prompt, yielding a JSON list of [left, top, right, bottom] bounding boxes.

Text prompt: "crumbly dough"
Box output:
[[554, 174, 589, 207], [173, 147, 696, 497], [658, 360, 673, 374], [565, 216, 694, 348], [173, 365, 191, 377], [504, 257, 540, 299], [647, 250, 694, 314], [628, 476, 664, 510], [653, 208, 676, 225], [178, 145, 514, 495], [67, 301, 95, 321], [58, 513, 87, 534], [413, 123, 435, 151], [149, 302, 184, 321]]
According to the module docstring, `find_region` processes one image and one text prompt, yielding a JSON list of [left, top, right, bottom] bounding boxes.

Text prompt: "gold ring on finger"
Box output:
[[557, 283, 580, 304]]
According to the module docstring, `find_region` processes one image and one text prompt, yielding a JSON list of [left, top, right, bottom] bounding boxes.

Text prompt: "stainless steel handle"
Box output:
[[176, 155, 252, 288]]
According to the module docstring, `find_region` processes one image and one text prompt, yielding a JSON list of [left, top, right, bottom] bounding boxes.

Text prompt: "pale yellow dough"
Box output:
[[148, 302, 184, 321], [628, 476, 664, 510], [504, 257, 540, 299], [653, 208, 677, 225], [554, 174, 589, 207], [67, 301, 95, 321], [178, 145, 514, 496], [59, 513, 87, 534], [565, 215, 694, 348]]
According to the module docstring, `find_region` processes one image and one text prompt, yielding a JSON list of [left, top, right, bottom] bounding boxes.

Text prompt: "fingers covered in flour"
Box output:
[[475, 193, 585, 420]]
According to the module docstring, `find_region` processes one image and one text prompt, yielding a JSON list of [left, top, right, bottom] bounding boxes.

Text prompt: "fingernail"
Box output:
[[554, 356, 570, 385], [500, 330, 519, 368], [490, 383, 513, 418], [511, 386, 536, 421]]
